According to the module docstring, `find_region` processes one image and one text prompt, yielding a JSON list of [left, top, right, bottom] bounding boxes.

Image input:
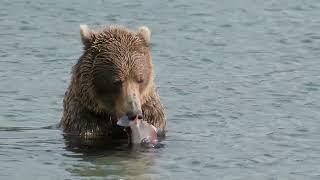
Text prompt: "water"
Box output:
[[1, 0, 320, 179]]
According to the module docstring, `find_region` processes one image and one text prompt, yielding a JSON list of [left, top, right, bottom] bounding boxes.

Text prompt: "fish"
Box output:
[[117, 116, 158, 147]]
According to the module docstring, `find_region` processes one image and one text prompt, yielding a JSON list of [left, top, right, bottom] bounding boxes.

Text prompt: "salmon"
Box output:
[[117, 116, 158, 146]]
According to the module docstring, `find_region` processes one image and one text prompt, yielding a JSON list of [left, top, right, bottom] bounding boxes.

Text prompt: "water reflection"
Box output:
[[62, 133, 163, 179]]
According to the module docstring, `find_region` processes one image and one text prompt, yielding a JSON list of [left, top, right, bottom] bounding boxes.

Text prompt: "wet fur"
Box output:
[[60, 25, 166, 139]]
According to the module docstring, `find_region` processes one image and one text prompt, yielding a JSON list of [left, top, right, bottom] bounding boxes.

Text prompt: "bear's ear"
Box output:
[[138, 26, 151, 44], [80, 24, 94, 46]]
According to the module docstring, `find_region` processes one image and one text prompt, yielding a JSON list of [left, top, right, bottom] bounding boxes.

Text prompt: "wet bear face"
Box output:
[[80, 25, 153, 120]]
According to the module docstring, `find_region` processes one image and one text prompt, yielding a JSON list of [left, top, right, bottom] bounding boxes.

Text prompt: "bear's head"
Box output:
[[74, 25, 154, 121]]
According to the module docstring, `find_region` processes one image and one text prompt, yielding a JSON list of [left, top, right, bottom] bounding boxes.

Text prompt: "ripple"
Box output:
[[0, 90, 19, 94], [310, 35, 320, 40], [15, 97, 34, 102], [301, 39, 312, 43], [220, 24, 232, 28], [1, 0, 320, 179], [201, 58, 213, 63], [19, 26, 38, 31], [304, 82, 320, 92], [190, 13, 211, 17]]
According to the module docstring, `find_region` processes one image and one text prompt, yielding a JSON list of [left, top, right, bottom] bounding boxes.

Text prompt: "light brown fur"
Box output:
[[60, 25, 166, 139]]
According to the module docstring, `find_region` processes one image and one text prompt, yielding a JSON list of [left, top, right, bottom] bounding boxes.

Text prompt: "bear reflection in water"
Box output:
[[62, 130, 164, 179]]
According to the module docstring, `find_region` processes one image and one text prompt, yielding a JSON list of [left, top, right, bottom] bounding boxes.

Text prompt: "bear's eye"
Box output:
[[113, 80, 122, 87], [137, 79, 144, 84]]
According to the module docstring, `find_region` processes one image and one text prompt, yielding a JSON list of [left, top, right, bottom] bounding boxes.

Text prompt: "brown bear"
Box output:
[[60, 24, 166, 140]]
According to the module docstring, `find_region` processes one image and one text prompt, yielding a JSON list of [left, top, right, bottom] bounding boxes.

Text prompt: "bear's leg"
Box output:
[[61, 97, 119, 138], [142, 90, 167, 135]]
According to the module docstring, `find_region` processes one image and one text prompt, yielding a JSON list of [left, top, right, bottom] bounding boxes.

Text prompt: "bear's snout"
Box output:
[[125, 95, 143, 121], [115, 81, 143, 121], [127, 111, 143, 121]]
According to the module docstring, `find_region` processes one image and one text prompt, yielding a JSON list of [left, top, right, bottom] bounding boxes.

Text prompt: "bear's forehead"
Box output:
[[88, 27, 149, 79], [93, 28, 147, 51], [93, 48, 147, 80], [92, 57, 145, 83]]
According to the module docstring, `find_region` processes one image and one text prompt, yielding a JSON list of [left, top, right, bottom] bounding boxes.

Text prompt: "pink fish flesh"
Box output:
[[117, 116, 158, 146]]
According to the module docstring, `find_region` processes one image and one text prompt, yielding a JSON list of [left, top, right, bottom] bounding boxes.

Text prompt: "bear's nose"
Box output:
[[127, 112, 143, 121]]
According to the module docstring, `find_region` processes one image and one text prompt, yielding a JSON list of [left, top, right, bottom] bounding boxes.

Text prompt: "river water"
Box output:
[[1, 0, 320, 179]]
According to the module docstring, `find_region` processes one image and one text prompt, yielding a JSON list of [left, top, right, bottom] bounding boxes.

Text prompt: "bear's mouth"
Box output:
[[117, 115, 131, 127], [117, 115, 142, 127]]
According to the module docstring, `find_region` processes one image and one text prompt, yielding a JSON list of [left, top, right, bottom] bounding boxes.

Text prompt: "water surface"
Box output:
[[1, 0, 320, 179]]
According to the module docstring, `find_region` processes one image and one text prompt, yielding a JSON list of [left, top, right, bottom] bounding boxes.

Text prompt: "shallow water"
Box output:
[[1, 0, 320, 179]]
